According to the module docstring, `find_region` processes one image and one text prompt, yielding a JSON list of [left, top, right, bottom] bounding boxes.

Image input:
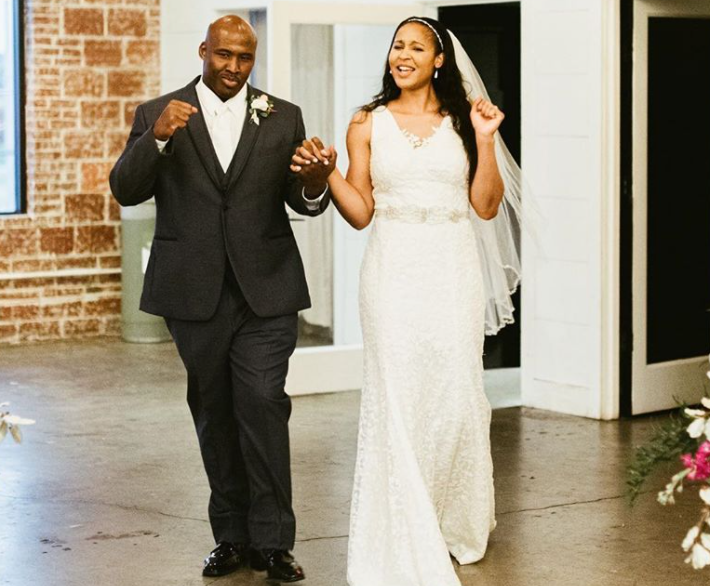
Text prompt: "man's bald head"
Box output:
[[199, 15, 257, 101], [205, 15, 257, 48]]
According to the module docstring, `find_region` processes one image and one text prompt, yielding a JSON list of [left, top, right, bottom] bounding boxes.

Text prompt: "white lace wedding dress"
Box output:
[[347, 106, 496, 586]]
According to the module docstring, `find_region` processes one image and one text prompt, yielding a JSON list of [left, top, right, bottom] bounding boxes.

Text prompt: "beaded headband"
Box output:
[[403, 18, 444, 52]]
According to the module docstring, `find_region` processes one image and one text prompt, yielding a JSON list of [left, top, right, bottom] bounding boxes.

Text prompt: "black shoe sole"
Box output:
[[202, 565, 242, 578], [266, 575, 305, 583]]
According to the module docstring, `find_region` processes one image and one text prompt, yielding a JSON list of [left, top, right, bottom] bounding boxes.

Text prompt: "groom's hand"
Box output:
[[153, 100, 198, 141], [290, 137, 337, 193]]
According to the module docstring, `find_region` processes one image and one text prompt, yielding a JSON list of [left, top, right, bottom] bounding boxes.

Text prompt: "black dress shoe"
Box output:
[[202, 542, 249, 577], [251, 549, 305, 582]]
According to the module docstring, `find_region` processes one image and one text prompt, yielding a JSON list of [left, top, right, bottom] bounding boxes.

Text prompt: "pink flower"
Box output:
[[681, 441, 710, 481]]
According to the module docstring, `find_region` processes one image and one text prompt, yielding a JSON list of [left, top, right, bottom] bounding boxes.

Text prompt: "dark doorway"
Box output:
[[646, 17, 710, 365], [438, 2, 522, 369]]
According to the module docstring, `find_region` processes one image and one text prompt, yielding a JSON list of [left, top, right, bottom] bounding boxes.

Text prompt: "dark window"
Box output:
[[0, 0, 25, 214]]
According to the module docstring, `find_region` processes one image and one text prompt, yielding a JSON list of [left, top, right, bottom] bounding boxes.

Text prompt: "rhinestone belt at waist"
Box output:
[[375, 205, 470, 224]]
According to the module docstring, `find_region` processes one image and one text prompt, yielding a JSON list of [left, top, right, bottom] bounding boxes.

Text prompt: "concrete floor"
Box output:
[[0, 340, 702, 586]]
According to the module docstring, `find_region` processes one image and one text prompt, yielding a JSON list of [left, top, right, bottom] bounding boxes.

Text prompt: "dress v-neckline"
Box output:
[[384, 106, 449, 149]]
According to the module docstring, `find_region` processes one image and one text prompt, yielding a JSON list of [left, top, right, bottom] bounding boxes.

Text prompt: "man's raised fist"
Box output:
[[153, 100, 199, 141]]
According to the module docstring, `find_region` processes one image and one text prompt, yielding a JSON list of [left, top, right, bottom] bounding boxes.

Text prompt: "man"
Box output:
[[110, 15, 333, 582]]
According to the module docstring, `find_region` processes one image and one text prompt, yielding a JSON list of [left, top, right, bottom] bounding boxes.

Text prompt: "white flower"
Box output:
[[690, 543, 710, 569], [688, 417, 706, 438], [686, 408, 706, 418], [702, 533, 710, 550], [2, 415, 35, 426], [683, 526, 700, 551], [701, 396, 710, 409], [658, 491, 674, 505], [701, 487, 710, 505], [251, 97, 269, 111], [249, 95, 274, 126]]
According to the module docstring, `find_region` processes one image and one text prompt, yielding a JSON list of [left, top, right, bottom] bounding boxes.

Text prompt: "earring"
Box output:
[[389, 69, 393, 75], [434, 68, 439, 79]]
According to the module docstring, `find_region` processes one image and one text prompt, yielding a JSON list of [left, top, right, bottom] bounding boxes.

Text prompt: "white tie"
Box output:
[[212, 105, 237, 173]]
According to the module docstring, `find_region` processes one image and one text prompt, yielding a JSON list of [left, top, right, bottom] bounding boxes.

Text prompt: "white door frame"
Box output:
[[601, 0, 622, 420], [631, 0, 710, 414]]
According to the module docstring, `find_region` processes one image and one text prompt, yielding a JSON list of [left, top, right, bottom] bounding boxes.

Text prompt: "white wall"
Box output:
[[519, 0, 619, 419]]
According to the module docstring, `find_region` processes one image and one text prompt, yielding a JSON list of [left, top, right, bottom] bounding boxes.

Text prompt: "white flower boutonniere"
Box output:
[[249, 94, 275, 126]]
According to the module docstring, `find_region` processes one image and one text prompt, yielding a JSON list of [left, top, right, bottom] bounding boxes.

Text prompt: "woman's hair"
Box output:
[[362, 16, 478, 183]]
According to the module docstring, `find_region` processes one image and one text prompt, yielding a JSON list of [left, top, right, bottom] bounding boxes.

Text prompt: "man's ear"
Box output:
[[198, 42, 206, 60]]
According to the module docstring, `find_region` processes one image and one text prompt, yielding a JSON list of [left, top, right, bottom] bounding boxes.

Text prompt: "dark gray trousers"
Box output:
[[166, 270, 298, 550]]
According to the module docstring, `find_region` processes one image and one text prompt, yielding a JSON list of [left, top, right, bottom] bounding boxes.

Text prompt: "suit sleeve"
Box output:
[[284, 107, 331, 217], [109, 104, 167, 207]]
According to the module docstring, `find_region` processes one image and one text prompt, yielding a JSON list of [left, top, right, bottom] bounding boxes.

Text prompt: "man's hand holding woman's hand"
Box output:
[[291, 137, 338, 195]]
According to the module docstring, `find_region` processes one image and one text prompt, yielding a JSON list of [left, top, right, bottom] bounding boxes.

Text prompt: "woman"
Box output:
[[292, 16, 523, 586]]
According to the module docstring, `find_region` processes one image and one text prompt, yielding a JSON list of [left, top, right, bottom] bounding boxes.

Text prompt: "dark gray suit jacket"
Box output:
[[110, 77, 330, 321]]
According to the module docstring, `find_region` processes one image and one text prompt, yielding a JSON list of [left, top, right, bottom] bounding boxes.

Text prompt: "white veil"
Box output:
[[448, 30, 528, 336]]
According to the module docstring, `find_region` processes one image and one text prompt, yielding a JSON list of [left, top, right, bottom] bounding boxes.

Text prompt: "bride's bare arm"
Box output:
[[469, 134, 504, 220], [330, 112, 375, 230], [291, 111, 375, 230], [468, 97, 505, 220]]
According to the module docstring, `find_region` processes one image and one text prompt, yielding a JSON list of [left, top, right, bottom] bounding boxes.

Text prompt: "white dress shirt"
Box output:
[[195, 78, 247, 172], [155, 77, 326, 210]]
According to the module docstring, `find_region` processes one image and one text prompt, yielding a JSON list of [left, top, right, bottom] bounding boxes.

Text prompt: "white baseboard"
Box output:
[[286, 344, 363, 396]]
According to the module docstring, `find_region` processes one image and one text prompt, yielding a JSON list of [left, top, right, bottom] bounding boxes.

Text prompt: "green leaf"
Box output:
[[627, 409, 700, 504]]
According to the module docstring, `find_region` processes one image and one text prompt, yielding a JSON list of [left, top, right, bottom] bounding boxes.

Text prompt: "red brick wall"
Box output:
[[0, 0, 160, 344]]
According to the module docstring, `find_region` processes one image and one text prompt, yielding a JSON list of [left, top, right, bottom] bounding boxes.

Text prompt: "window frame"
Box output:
[[1, 0, 26, 216]]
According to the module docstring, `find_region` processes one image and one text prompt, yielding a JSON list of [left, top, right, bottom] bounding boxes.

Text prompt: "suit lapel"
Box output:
[[179, 78, 225, 193], [225, 85, 261, 193]]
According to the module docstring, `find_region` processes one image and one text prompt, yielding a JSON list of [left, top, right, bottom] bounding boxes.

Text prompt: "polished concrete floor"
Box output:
[[0, 340, 702, 586]]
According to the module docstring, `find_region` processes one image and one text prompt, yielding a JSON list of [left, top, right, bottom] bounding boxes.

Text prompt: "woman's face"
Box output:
[[388, 22, 444, 91]]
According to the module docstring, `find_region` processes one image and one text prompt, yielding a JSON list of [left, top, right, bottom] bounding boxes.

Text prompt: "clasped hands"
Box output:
[[290, 138, 337, 195]]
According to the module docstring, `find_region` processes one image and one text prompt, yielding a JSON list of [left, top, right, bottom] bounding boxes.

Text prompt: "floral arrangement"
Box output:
[[249, 94, 275, 126], [627, 358, 710, 569], [0, 403, 35, 444]]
